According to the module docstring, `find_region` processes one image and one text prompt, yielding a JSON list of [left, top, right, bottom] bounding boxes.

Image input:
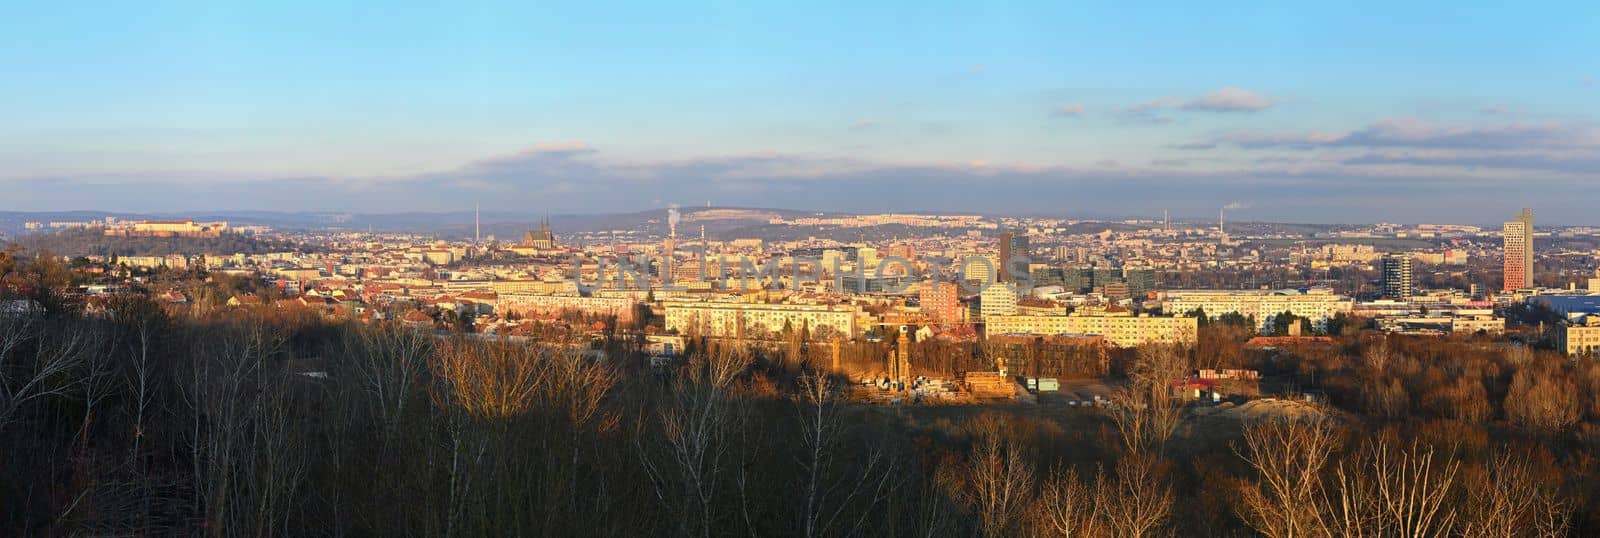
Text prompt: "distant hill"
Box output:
[[14, 228, 303, 257]]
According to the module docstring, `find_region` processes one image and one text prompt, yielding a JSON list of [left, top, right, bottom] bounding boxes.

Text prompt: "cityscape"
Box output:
[[4, 2, 1600, 537]]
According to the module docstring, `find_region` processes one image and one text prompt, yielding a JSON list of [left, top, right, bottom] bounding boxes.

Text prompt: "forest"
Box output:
[[2, 259, 1599, 536]]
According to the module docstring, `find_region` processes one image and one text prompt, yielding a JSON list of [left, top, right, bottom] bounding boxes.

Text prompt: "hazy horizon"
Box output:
[[2, 204, 1589, 229]]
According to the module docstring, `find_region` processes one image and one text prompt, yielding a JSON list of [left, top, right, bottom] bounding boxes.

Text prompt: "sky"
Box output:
[[2, 1, 1598, 224]]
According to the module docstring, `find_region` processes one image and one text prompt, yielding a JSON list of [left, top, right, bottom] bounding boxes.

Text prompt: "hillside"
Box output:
[[16, 228, 304, 257]]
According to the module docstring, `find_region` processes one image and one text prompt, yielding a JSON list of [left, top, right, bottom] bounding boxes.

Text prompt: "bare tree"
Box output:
[[1325, 441, 1458, 538], [544, 348, 621, 526], [1107, 345, 1187, 457], [1233, 416, 1342, 538], [432, 338, 547, 419], [1503, 344, 1535, 366], [793, 372, 902, 538], [1460, 450, 1571, 538], [636, 345, 753, 538], [1130, 343, 1188, 390], [0, 308, 35, 361], [124, 314, 158, 463], [1033, 467, 1102, 537], [0, 315, 90, 432], [439, 405, 490, 538], [179, 318, 307, 537], [339, 323, 432, 444], [1321, 458, 1381, 538], [1374, 442, 1458, 537], [949, 415, 1035, 537], [1362, 338, 1393, 374], [1365, 378, 1410, 419], [1098, 455, 1172, 538], [1505, 363, 1580, 433], [75, 323, 116, 443]]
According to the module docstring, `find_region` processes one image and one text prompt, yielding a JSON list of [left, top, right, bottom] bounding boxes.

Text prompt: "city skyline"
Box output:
[[3, 2, 1600, 222], [8, 5, 1600, 536]]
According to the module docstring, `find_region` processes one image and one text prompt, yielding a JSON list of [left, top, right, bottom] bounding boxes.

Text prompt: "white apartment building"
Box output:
[[663, 300, 860, 340], [1162, 288, 1353, 332], [496, 293, 635, 321], [1558, 316, 1600, 357], [985, 313, 1197, 347], [979, 282, 1019, 320]]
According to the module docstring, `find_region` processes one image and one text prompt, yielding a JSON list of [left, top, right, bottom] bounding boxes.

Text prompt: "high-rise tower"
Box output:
[[1503, 208, 1534, 291], [997, 229, 1029, 283], [1380, 253, 1413, 299]]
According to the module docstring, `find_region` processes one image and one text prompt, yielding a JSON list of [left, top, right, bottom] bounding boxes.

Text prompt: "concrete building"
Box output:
[[985, 313, 1197, 347], [496, 293, 634, 321], [1162, 288, 1353, 332], [856, 247, 879, 270], [1031, 265, 1065, 287], [489, 279, 580, 295], [663, 300, 860, 340], [1057, 264, 1149, 296], [1380, 253, 1413, 299], [979, 282, 1020, 320], [997, 229, 1029, 283], [959, 255, 998, 286], [919, 280, 963, 324], [1451, 315, 1505, 335], [421, 249, 454, 266], [1503, 208, 1534, 291], [1124, 268, 1157, 297], [1557, 316, 1600, 357], [1376, 314, 1503, 335]]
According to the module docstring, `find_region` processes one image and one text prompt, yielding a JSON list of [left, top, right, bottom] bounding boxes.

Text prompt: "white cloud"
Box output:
[[1179, 86, 1276, 112], [1053, 103, 1086, 116], [1118, 87, 1276, 120]]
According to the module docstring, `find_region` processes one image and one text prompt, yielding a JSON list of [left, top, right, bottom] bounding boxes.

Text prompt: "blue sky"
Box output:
[[2, 1, 1598, 223]]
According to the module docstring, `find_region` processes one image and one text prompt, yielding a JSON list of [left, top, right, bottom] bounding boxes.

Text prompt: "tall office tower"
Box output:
[[1031, 266, 1066, 287], [997, 229, 1029, 283], [1503, 208, 1534, 291], [1123, 267, 1157, 297], [1063, 266, 1095, 293], [1380, 253, 1413, 299]]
